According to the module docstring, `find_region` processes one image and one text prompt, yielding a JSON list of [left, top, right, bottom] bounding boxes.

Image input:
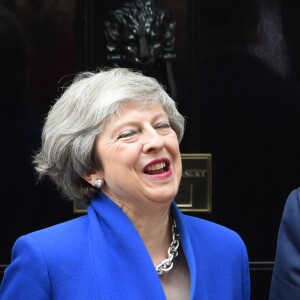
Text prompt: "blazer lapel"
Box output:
[[87, 192, 166, 299]]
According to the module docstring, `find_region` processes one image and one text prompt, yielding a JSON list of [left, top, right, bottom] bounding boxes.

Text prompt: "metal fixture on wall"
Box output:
[[104, 0, 177, 100]]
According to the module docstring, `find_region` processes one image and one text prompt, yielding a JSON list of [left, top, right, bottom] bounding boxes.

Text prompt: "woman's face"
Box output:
[[93, 101, 182, 212]]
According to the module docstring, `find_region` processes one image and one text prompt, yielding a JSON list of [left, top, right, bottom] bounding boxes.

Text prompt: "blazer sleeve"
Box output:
[[269, 188, 300, 300], [0, 235, 50, 300]]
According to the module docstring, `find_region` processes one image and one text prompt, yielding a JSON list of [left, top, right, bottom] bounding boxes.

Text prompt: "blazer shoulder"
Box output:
[[21, 215, 89, 253], [269, 188, 300, 299], [280, 188, 300, 230], [181, 214, 246, 248], [285, 188, 300, 211], [0, 215, 91, 299]]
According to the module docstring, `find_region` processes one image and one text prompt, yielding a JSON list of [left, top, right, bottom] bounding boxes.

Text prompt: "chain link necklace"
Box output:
[[155, 220, 180, 276]]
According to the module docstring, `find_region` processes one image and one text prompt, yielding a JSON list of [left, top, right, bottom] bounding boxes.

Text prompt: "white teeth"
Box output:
[[147, 162, 166, 171]]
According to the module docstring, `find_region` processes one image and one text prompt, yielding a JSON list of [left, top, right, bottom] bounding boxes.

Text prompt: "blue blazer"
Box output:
[[269, 188, 300, 299], [0, 192, 250, 299]]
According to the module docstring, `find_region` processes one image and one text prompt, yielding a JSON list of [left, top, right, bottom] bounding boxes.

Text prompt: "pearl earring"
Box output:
[[94, 179, 103, 189]]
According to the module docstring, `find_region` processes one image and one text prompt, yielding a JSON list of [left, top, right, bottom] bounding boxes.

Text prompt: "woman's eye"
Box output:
[[155, 123, 170, 129], [117, 130, 136, 139]]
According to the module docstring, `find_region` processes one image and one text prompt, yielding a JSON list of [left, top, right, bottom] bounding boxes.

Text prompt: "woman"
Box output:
[[269, 187, 300, 299], [0, 68, 250, 299]]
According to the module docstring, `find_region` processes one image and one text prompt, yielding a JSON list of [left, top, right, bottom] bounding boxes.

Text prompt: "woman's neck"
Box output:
[[117, 201, 173, 266], [136, 213, 173, 266]]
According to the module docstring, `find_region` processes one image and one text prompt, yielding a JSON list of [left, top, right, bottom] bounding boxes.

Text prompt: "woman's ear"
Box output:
[[82, 174, 93, 185], [82, 172, 103, 188]]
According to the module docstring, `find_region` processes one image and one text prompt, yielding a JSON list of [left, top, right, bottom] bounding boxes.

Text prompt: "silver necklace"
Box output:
[[155, 220, 180, 276]]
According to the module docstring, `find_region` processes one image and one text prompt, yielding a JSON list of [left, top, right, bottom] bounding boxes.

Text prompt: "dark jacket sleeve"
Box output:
[[269, 188, 300, 300]]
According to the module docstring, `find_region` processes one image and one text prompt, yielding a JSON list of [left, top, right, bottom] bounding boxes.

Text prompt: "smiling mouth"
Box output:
[[144, 162, 169, 175]]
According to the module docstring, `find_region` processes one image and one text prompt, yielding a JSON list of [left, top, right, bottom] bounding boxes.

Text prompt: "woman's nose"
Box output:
[[142, 129, 164, 153]]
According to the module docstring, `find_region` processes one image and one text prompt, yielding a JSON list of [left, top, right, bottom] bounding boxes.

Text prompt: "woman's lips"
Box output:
[[143, 158, 170, 175]]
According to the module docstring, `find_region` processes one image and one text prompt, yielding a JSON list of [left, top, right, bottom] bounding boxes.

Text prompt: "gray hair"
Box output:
[[33, 67, 185, 204]]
